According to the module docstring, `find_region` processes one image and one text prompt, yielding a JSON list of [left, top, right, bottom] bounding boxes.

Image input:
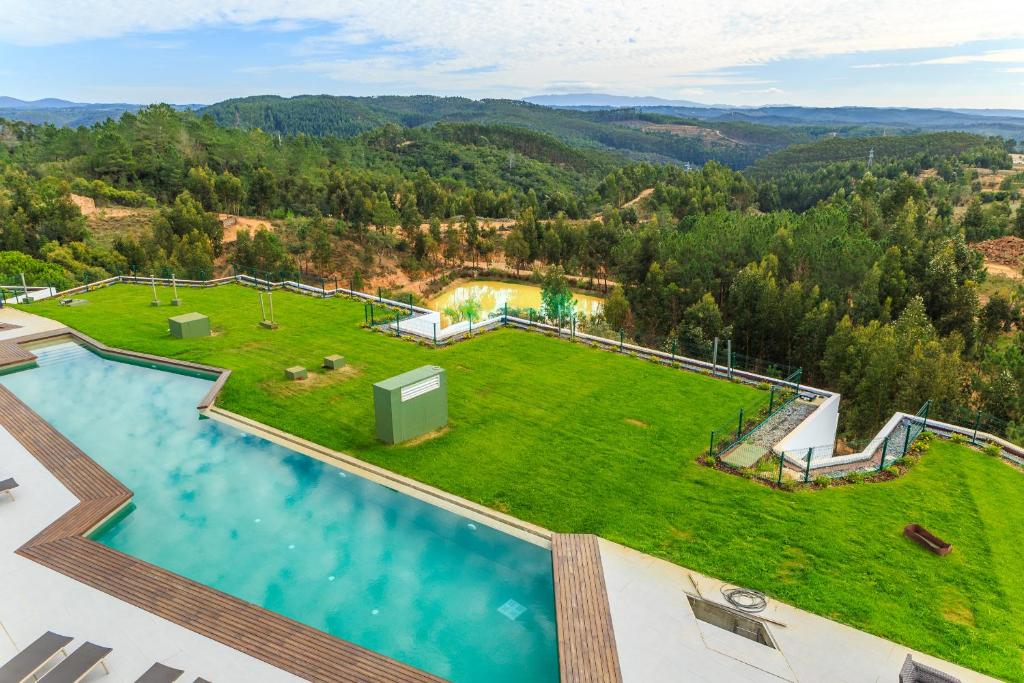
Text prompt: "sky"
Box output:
[[0, 1, 1022, 108]]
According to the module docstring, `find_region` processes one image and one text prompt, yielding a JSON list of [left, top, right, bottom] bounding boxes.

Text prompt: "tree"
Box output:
[[248, 167, 278, 215], [184, 166, 218, 211], [172, 230, 215, 279], [153, 191, 224, 256], [540, 266, 576, 323], [821, 297, 967, 436], [504, 228, 531, 272], [602, 286, 632, 333], [215, 171, 244, 214]]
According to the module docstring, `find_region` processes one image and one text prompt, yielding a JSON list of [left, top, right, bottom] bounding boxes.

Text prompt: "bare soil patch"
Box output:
[[218, 214, 275, 243], [624, 418, 649, 428], [974, 236, 1024, 272]]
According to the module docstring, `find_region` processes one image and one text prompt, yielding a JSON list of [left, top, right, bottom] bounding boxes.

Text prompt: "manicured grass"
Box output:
[[24, 284, 1024, 681]]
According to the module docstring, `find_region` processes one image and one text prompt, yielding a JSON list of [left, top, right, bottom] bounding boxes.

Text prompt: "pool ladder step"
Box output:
[[33, 344, 95, 366]]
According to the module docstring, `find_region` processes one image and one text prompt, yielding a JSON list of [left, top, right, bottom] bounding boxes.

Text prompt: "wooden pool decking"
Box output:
[[0, 328, 623, 682]]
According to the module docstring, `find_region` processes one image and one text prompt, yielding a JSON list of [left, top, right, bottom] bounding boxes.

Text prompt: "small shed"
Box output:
[[168, 312, 210, 339], [373, 365, 447, 444]]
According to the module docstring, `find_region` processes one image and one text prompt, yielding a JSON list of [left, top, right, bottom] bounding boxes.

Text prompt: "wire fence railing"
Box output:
[[706, 367, 803, 459]]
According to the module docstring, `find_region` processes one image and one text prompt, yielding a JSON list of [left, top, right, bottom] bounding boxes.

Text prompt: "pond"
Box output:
[[427, 280, 604, 326]]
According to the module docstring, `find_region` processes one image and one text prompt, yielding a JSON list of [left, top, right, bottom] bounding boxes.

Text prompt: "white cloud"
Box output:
[[1, 1, 1022, 97], [853, 47, 1024, 69], [916, 47, 1024, 65]]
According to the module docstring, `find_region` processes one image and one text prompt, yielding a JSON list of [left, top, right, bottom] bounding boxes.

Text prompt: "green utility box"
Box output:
[[168, 312, 210, 339], [374, 365, 447, 444], [285, 366, 308, 380], [323, 354, 346, 369]]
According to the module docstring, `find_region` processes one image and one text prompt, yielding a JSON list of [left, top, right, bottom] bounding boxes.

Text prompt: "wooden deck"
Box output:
[[1, 328, 625, 682], [552, 534, 623, 683]]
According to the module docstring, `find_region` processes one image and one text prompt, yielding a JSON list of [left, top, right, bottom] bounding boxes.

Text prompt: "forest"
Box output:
[[1, 104, 1022, 443]]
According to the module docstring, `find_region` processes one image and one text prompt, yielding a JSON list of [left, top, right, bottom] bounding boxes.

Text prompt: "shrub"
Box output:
[[983, 443, 1002, 458], [756, 381, 770, 391], [738, 467, 756, 479], [950, 433, 968, 445], [699, 454, 716, 467], [814, 475, 831, 488], [845, 470, 866, 484], [778, 479, 797, 491]]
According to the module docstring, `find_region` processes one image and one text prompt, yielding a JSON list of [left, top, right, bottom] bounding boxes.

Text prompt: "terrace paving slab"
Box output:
[[598, 540, 998, 683]]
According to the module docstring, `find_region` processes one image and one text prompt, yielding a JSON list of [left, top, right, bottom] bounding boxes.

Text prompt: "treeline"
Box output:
[[203, 94, 787, 169], [499, 162, 1024, 439]]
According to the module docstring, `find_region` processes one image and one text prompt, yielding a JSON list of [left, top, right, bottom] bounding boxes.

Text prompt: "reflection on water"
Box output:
[[427, 280, 603, 326], [0, 341, 558, 683]]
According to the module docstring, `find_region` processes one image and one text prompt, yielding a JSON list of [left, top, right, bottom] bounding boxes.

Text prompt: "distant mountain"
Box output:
[[201, 94, 817, 168], [0, 96, 79, 109], [524, 93, 717, 108], [0, 97, 202, 127]]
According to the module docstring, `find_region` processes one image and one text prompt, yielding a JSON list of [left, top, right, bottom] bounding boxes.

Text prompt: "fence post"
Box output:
[[736, 408, 744, 441], [878, 436, 889, 471], [619, 330, 624, 352], [804, 448, 812, 483], [433, 322, 437, 346], [378, 287, 382, 303], [396, 312, 401, 337], [671, 340, 676, 363], [503, 302, 508, 325], [370, 304, 375, 325], [902, 419, 912, 457], [726, 339, 733, 379], [777, 453, 784, 486], [769, 386, 776, 413], [971, 410, 981, 444], [363, 303, 368, 324], [709, 431, 716, 457], [469, 316, 473, 336], [712, 337, 719, 376]]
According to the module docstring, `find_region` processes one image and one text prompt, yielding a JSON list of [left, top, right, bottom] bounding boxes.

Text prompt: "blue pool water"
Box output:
[[1, 341, 558, 682]]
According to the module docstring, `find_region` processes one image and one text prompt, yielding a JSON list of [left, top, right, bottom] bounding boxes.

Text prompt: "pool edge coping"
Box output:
[[2, 325, 624, 683]]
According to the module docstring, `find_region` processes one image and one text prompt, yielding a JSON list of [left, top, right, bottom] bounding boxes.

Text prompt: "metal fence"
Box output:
[[706, 367, 803, 459]]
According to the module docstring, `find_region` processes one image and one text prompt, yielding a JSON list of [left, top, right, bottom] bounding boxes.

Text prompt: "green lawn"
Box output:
[[23, 284, 1024, 681]]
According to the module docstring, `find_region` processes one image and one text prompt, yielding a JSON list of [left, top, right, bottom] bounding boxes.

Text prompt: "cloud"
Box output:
[[916, 47, 1024, 65], [853, 47, 1024, 69], [1, 1, 1022, 97]]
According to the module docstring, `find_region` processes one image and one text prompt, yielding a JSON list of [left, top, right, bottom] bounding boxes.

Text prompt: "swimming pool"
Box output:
[[1, 340, 558, 682]]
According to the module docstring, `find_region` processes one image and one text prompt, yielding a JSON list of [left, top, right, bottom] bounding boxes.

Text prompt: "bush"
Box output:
[[983, 443, 1003, 458], [779, 479, 797, 491], [950, 433, 968, 445], [699, 454, 716, 467], [845, 470, 866, 484], [814, 475, 831, 488]]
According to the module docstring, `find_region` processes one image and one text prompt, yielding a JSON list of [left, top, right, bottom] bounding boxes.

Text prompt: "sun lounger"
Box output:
[[37, 642, 111, 682], [0, 478, 17, 501], [0, 631, 72, 683], [135, 663, 184, 683]]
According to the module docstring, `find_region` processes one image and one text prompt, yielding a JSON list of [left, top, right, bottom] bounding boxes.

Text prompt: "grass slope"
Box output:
[[24, 284, 1024, 681]]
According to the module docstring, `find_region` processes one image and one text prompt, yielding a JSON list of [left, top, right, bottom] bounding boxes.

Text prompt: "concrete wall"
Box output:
[[774, 393, 840, 457]]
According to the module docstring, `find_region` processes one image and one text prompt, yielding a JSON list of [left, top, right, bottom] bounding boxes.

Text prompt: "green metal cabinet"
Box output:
[[374, 365, 447, 444], [168, 312, 210, 339]]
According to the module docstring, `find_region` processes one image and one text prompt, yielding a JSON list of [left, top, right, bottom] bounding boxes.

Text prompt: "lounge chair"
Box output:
[[899, 654, 961, 683], [135, 663, 183, 683], [0, 631, 72, 683], [0, 478, 17, 501], [37, 642, 111, 682]]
